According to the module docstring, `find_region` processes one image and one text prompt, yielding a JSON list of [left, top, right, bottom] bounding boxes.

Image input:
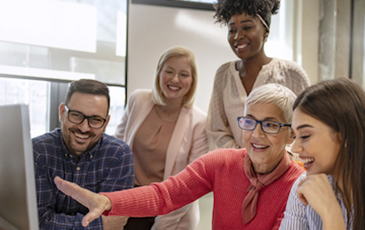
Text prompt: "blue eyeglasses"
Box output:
[[237, 117, 291, 134]]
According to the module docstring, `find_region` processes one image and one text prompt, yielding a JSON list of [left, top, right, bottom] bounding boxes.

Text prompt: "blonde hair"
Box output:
[[151, 46, 198, 108]]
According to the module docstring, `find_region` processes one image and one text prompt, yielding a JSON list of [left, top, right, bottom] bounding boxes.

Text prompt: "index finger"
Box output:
[[54, 176, 90, 207]]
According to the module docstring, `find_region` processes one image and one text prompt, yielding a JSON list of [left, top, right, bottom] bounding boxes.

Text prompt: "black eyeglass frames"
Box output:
[[64, 105, 107, 129]]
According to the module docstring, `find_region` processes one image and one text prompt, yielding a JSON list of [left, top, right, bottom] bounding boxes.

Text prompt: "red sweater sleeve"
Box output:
[[102, 153, 215, 217]]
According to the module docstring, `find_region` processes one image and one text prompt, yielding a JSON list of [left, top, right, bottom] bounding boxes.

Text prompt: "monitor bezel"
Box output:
[[131, 0, 215, 11], [0, 104, 39, 230]]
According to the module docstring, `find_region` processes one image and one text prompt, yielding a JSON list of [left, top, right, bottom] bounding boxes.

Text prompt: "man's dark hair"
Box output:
[[65, 79, 110, 114]]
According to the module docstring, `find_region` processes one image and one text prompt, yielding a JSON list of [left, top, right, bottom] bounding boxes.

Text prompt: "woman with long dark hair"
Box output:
[[280, 77, 365, 230]]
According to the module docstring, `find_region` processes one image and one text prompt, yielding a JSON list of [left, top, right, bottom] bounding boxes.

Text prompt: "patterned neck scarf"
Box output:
[[241, 151, 291, 224]]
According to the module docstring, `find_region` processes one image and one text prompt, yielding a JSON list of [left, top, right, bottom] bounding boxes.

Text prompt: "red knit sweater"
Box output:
[[103, 148, 304, 229]]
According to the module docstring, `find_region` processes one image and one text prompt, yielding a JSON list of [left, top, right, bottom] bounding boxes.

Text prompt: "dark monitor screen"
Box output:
[[132, 0, 215, 11], [0, 104, 39, 230]]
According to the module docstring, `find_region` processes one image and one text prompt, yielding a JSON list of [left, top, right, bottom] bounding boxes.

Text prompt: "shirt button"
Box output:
[[76, 167, 80, 171]]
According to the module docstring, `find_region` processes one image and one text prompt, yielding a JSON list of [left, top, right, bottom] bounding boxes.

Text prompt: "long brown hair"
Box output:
[[293, 77, 365, 229]]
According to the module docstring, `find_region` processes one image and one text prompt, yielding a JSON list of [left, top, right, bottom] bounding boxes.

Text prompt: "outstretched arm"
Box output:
[[54, 177, 111, 227], [56, 155, 214, 227]]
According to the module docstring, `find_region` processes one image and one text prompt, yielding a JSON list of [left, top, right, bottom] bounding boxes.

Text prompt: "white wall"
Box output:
[[127, 1, 320, 112], [297, 0, 319, 84], [127, 1, 236, 113]]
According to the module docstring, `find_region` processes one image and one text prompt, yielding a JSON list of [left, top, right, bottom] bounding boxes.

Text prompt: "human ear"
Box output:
[[59, 103, 66, 122], [102, 115, 111, 132], [287, 129, 295, 144]]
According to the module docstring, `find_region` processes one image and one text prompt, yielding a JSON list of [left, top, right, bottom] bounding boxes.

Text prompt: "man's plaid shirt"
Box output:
[[33, 128, 134, 229]]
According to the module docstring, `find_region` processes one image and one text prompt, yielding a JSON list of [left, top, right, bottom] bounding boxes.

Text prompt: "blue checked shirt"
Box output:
[[279, 173, 353, 230], [32, 128, 134, 230]]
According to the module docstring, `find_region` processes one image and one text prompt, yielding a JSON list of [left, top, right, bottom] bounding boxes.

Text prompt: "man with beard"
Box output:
[[32, 79, 134, 229]]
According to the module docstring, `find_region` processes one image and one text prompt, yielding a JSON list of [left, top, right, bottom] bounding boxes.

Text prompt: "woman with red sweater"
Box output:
[[55, 83, 304, 229]]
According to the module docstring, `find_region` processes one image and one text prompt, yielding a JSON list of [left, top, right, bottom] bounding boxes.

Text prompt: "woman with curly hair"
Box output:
[[206, 0, 311, 150]]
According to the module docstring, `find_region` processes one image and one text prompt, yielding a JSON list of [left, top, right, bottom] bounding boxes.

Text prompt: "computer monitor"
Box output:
[[0, 104, 39, 230]]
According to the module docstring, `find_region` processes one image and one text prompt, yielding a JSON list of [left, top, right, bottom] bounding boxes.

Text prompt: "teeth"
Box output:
[[75, 133, 89, 139], [252, 143, 267, 149], [237, 44, 247, 49], [168, 85, 180, 90], [302, 158, 314, 164]]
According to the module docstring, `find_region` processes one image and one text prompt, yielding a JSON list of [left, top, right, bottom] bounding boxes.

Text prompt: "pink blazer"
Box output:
[[114, 89, 208, 230]]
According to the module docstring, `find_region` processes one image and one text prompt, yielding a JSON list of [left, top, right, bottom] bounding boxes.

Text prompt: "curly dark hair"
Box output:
[[214, 0, 280, 28]]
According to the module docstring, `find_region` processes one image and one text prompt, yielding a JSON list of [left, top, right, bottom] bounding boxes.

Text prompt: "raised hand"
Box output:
[[54, 176, 112, 227]]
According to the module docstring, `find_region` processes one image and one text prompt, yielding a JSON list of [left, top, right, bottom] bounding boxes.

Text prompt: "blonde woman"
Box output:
[[114, 46, 208, 230]]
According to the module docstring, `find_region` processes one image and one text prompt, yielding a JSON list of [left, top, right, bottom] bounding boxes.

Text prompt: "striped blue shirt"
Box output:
[[33, 128, 134, 230], [279, 173, 353, 230]]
